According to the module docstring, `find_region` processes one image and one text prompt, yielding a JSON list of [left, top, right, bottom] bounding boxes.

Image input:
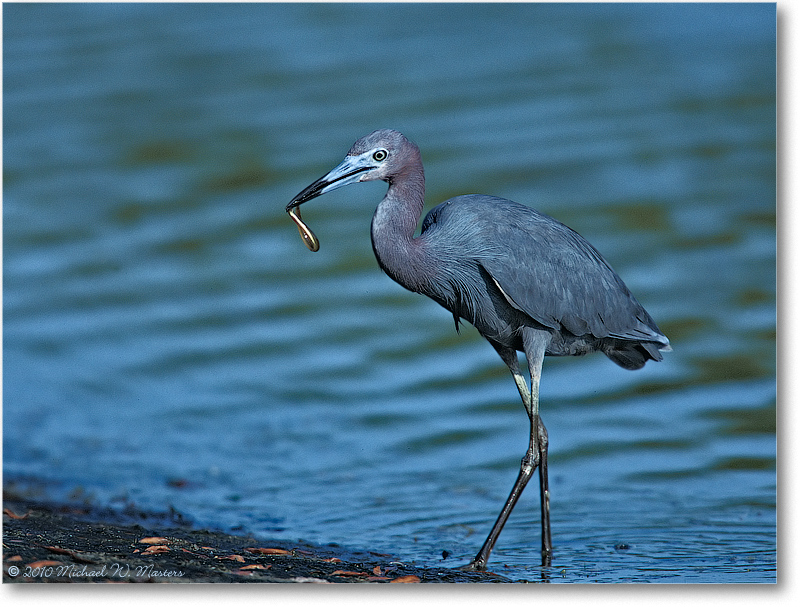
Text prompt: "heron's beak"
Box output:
[[286, 152, 375, 212]]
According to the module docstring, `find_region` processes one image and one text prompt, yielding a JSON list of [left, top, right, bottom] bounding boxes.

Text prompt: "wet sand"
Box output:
[[3, 494, 509, 584]]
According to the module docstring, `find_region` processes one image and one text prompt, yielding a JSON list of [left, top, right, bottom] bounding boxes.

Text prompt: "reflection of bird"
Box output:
[[286, 129, 670, 570]]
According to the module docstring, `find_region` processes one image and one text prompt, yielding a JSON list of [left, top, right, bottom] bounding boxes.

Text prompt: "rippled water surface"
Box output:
[[3, 3, 775, 582]]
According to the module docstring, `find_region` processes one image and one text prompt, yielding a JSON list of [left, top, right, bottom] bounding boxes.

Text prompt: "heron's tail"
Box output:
[[605, 338, 671, 371]]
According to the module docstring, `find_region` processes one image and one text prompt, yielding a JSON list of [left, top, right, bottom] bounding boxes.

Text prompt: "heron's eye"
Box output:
[[373, 149, 387, 162]]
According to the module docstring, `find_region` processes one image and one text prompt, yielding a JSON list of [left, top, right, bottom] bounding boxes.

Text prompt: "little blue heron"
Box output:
[[286, 129, 670, 570]]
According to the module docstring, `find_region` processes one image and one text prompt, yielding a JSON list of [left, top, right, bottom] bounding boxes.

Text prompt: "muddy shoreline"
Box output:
[[3, 494, 514, 583]]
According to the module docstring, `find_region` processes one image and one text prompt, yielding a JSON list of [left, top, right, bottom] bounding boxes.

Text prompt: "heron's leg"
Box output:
[[537, 415, 552, 566], [523, 330, 552, 567], [460, 333, 551, 571]]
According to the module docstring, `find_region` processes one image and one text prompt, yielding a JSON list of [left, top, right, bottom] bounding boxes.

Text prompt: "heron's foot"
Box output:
[[456, 559, 486, 572]]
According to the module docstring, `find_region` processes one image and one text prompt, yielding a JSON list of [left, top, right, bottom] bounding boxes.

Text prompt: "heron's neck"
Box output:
[[370, 169, 432, 293]]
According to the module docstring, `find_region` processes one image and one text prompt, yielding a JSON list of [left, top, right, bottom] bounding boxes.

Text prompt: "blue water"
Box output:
[[3, 3, 775, 582]]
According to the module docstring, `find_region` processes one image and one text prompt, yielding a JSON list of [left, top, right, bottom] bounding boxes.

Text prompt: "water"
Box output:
[[3, 3, 775, 583]]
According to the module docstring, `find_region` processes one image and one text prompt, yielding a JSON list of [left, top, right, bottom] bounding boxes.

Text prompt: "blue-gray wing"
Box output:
[[423, 195, 666, 345]]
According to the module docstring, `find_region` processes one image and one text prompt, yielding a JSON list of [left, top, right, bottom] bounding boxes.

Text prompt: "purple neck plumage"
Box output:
[[370, 146, 432, 294]]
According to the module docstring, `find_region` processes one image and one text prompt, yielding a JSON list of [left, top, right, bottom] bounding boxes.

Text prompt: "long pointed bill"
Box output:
[[286, 152, 376, 211], [285, 152, 378, 252]]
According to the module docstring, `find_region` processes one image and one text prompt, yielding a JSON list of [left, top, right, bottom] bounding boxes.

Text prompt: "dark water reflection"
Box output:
[[3, 3, 775, 582]]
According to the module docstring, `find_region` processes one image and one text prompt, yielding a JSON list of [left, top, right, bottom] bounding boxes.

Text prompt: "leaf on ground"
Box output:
[[331, 570, 369, 577], [139, 537, 170, 544], [390, 575, 421, 583], [26, 560, 62, 568]]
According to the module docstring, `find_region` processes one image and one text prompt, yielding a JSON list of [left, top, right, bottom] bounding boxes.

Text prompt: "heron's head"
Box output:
[[286, 129, 420, 210]]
